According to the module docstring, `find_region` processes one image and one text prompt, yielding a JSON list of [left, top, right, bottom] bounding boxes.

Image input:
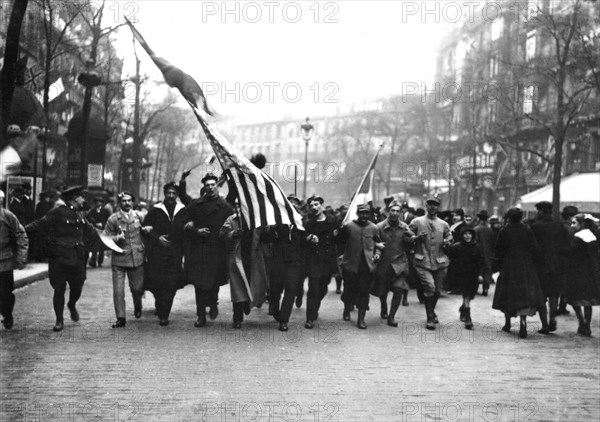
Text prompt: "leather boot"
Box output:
[[387, 293, 401, 327], [431, 292, 439, 323], [343, 306, 351, 321], [112, 317, 126, 328], [425, 297, 435, 330], [464, 307, 473, 330], [459, 304, 466, 322], [195, 308, 207, 327], [380, 297, 388, 319], [357, 309, 367, 329]]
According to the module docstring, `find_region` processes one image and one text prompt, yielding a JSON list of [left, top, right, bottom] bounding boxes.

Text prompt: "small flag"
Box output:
[[342, 144, 383, 226], [125, 17, 214, 116]]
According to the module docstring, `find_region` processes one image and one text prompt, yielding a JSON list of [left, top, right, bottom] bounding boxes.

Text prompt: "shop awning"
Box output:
[[519, 172, 600, 213]]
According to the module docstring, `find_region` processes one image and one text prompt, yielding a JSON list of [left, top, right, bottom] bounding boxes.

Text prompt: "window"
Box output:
[[489, 55, 499, 78], [523, 85, 536, 114], [526, 30, 537, 61], [491, 18, 503, 41], [489, 102, 497, 124]]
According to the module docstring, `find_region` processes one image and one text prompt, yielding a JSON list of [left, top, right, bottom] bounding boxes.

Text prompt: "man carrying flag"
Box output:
[[338, 204, 383, 329]]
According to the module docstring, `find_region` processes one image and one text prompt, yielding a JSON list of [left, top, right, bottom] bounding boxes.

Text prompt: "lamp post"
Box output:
[[77, 59, 101, 187], [300, 117, 314, 200]]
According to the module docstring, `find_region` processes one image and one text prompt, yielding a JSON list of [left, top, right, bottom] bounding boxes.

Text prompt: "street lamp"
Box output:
[[77, 59, 102, 186], [300, 117, 314, 199]]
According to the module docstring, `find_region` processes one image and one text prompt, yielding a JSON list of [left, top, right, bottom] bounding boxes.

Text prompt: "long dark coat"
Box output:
[[565, 229, 600, 306], [143, 202, 187, 293], [304, 214, 339, 278], [474, 223, 495, 274], [531, 216, 570, 297], [492, 222, 545, 316], [183, 195, 234, 290], [371, 219, 413, 296]]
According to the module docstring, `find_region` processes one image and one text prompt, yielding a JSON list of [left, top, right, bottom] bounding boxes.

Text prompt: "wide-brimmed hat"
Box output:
[[476, 210, 489, 219], [460, 225, 476, 236]]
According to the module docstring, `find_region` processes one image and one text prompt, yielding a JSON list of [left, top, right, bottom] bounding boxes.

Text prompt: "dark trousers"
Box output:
[[154, 279, 178, 320], [342, 265, 372, 311], [0, 271, 15, 319], [89, 249, 104, 266], [233, 302, 246, 322], [270, 264, 304, 323], [195, 285, 220, 316], [48, 261, 86, 321], [306, 274, 332, 321]]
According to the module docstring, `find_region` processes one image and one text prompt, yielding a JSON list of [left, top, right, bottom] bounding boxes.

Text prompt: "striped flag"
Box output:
[[127, 21, 304, 231], [125, 17, 214, 116], [342, 144, 383, 226], [193, 111, 304, 230]]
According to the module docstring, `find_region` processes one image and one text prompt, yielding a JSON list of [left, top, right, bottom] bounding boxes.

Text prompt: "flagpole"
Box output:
[[342, 142, 384, 226]]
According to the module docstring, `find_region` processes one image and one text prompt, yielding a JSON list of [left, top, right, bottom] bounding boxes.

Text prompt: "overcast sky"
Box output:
[[113, 1, 453, 122]]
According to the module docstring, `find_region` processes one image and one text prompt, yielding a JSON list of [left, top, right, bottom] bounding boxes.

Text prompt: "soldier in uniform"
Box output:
[[104, 192, 147, 328], [338, 204, 382, 329], [26, 186, 99, 332], [408, 196, 453, 330]]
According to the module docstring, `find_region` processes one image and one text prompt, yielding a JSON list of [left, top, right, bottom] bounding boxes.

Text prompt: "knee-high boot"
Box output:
[[357, 309, 367, 329], [387, 293, 401, 327]]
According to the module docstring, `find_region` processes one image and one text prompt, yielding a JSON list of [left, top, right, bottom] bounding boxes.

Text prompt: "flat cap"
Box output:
[[61, 185, 86, 199], [535, 201, 553, 213], [163, 182, 179, 192], [201, 172, 219, 184]]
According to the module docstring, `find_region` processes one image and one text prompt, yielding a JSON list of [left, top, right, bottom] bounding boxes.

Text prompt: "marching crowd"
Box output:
[[1, 173, 599, 340]]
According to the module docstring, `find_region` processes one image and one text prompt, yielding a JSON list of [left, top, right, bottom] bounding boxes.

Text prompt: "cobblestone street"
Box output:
[[1, 263, 599, 422]]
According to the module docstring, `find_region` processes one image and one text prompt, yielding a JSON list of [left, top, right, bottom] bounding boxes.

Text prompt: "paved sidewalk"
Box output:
[[2, 265, 599, 422], [14, 262, 48, 289]]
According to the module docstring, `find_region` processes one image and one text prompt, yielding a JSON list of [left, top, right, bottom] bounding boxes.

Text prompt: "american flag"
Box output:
[[193, 110, 304, 230], [127, 20, 304, 231], [342, 144, 383, 226]]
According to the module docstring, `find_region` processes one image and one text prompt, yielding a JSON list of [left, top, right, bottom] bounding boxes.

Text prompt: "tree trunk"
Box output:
[[0, 0, 29, 150]]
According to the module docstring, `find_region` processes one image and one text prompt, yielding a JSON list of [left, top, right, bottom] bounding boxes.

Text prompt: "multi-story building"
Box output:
[[1, 0, 124, 192], [431, 0, 599, 214], [213, 97, 430, 207]]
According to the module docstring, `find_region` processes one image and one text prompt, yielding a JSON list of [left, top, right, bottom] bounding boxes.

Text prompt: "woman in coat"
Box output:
[[565, 213, 600, 336], [492, 208, 545, 338]]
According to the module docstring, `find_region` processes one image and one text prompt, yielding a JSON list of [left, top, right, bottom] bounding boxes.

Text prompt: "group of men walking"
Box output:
[[1, 174, 597, 339]]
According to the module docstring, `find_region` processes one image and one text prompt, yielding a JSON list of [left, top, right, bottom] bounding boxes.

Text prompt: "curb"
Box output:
[[14, 269, 48, 290]]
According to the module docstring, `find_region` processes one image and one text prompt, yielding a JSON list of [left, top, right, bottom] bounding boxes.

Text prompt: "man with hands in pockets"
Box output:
[[408, 196, 453, 330]]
